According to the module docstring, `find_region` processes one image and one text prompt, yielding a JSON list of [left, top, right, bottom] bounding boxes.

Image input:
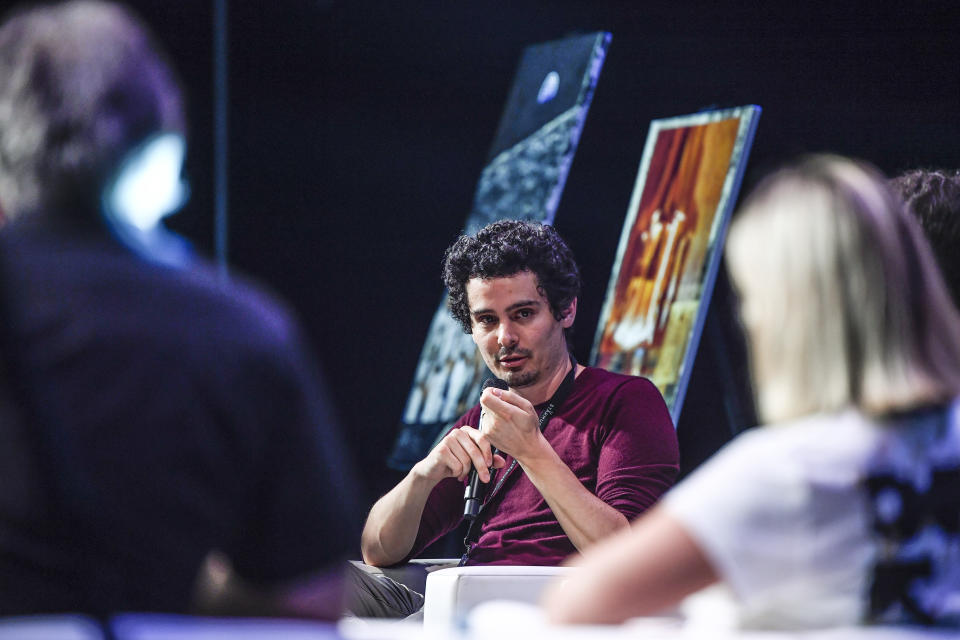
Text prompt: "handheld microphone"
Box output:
[[463, 377, 509, 519]]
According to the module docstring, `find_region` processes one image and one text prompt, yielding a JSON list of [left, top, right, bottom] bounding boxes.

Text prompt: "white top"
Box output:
[[664, 404, 960, 630]]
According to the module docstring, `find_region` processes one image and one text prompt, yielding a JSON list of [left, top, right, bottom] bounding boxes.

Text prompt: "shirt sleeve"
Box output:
[[402, 405, 482, 561], [662, 429, 808, 602], [595, 377, 680, 520]]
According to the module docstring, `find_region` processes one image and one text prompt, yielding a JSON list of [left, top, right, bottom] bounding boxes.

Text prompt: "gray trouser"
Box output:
[[345, 562, 425, 618]]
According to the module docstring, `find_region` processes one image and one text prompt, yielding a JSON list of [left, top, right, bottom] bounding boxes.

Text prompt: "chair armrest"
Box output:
[[423, 565, 576, 629]]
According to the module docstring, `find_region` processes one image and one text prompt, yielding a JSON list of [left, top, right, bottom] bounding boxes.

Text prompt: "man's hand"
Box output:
[[477, 386, 549, 463], [413, 425, 507, 484], [477, 384, 630, 553], [361, 420, 505, 567]]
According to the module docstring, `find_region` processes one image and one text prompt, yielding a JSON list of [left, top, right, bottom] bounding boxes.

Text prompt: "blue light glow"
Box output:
[[105, 133, 188, 232]]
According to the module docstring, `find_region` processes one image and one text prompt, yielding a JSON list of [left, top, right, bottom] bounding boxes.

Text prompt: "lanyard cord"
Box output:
[[460, 356, 578, 565]]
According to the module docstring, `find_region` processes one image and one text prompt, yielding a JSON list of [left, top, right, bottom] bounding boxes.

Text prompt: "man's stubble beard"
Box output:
[[503, 368, 540, 389]]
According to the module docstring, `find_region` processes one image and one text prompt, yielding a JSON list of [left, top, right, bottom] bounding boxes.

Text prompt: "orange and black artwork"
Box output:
[[592, 106, 760, 421]]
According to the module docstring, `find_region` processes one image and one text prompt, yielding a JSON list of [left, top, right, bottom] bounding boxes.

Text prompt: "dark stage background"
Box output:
[[119, 1, 959, 506]]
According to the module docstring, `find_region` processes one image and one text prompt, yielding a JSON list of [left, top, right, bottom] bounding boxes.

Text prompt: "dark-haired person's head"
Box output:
[[443, 220, 581, 336], [889, 169, 960, 311], [442, 220, 581, 392], [0, 0, 184, 222]]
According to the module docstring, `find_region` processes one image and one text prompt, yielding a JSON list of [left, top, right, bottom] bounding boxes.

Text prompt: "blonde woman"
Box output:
[[543, 155, 960, 629]]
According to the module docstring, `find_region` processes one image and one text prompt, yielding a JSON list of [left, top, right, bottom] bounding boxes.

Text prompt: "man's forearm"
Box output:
[[360, 469, 439, 567], [518, 442, 629, 552], [361, 423, 500, 566]]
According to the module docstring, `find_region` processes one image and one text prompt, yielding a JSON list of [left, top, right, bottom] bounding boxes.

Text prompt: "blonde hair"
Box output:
[[726, 155, 960, 424]]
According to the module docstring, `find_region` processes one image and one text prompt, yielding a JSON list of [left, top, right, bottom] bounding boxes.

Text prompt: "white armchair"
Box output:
[[422, 565, 575, 630]]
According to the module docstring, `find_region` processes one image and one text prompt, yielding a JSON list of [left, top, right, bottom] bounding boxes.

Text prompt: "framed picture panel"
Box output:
[[591, 106, 761, 423]]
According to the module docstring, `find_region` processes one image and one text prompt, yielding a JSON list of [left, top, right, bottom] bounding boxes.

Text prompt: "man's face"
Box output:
[[466, 271, 575, 392]]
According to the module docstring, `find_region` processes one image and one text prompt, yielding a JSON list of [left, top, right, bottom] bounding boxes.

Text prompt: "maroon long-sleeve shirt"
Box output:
[[408, 366, 679, 565]]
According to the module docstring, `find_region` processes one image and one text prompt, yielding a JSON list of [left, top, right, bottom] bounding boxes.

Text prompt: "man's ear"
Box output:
[[560, 297, 577, 328]]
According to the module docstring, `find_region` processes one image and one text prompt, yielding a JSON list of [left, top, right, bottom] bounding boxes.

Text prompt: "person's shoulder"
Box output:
[[666, 414, 868, 513], [578, 366, 666, 405], [576, 368, 675, 438], [159, 260, 310, 362], [2, 220, 306, 359], [718, 409, 879, 478], [578, 366, 659, 392], [760, 409, 875, 450], [83, 234, 304, 354], [177, 261, 297, 334]]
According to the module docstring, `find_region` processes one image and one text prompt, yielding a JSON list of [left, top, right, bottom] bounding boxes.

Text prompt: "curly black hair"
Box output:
[[890, 169, 960, 311], [442, 220, 581, 336]]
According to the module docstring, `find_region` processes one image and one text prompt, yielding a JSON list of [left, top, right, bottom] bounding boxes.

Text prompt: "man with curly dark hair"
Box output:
[[356, 220, 679, 617], [890, 169, 960, 310]]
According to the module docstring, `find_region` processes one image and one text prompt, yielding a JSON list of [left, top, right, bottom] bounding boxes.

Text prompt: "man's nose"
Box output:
[[497, 321, 518, 348]]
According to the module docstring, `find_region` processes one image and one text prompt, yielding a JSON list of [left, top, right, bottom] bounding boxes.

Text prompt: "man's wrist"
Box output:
[[515, 432, 559, 472], [409, 460, 445, 488]]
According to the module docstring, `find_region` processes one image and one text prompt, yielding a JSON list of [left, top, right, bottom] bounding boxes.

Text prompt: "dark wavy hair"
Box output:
[[442, 220, 581, 337], [890, 169, 960, 311]]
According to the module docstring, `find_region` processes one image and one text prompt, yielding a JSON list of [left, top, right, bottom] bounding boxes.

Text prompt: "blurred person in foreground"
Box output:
[[0, 0, 360, 618], [890, 169, 960, 311], [544, 155, 960, 629]]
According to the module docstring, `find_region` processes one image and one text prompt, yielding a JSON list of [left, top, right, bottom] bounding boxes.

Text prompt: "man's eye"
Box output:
[[476, 316, 496, 326], [515, 309, 533, 319]]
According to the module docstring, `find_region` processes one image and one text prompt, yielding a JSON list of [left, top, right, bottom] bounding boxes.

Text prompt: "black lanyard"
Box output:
[[460, 356, 578, 565]]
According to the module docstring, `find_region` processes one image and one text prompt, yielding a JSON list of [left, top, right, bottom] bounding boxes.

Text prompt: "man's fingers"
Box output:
[[480, 389, 532, 420], [464, 428, 495, 467], [492, 453, 507, 469], [442, 441, 470, 480], [482, 386, 534, 411], [455, 427, 492, 483]]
